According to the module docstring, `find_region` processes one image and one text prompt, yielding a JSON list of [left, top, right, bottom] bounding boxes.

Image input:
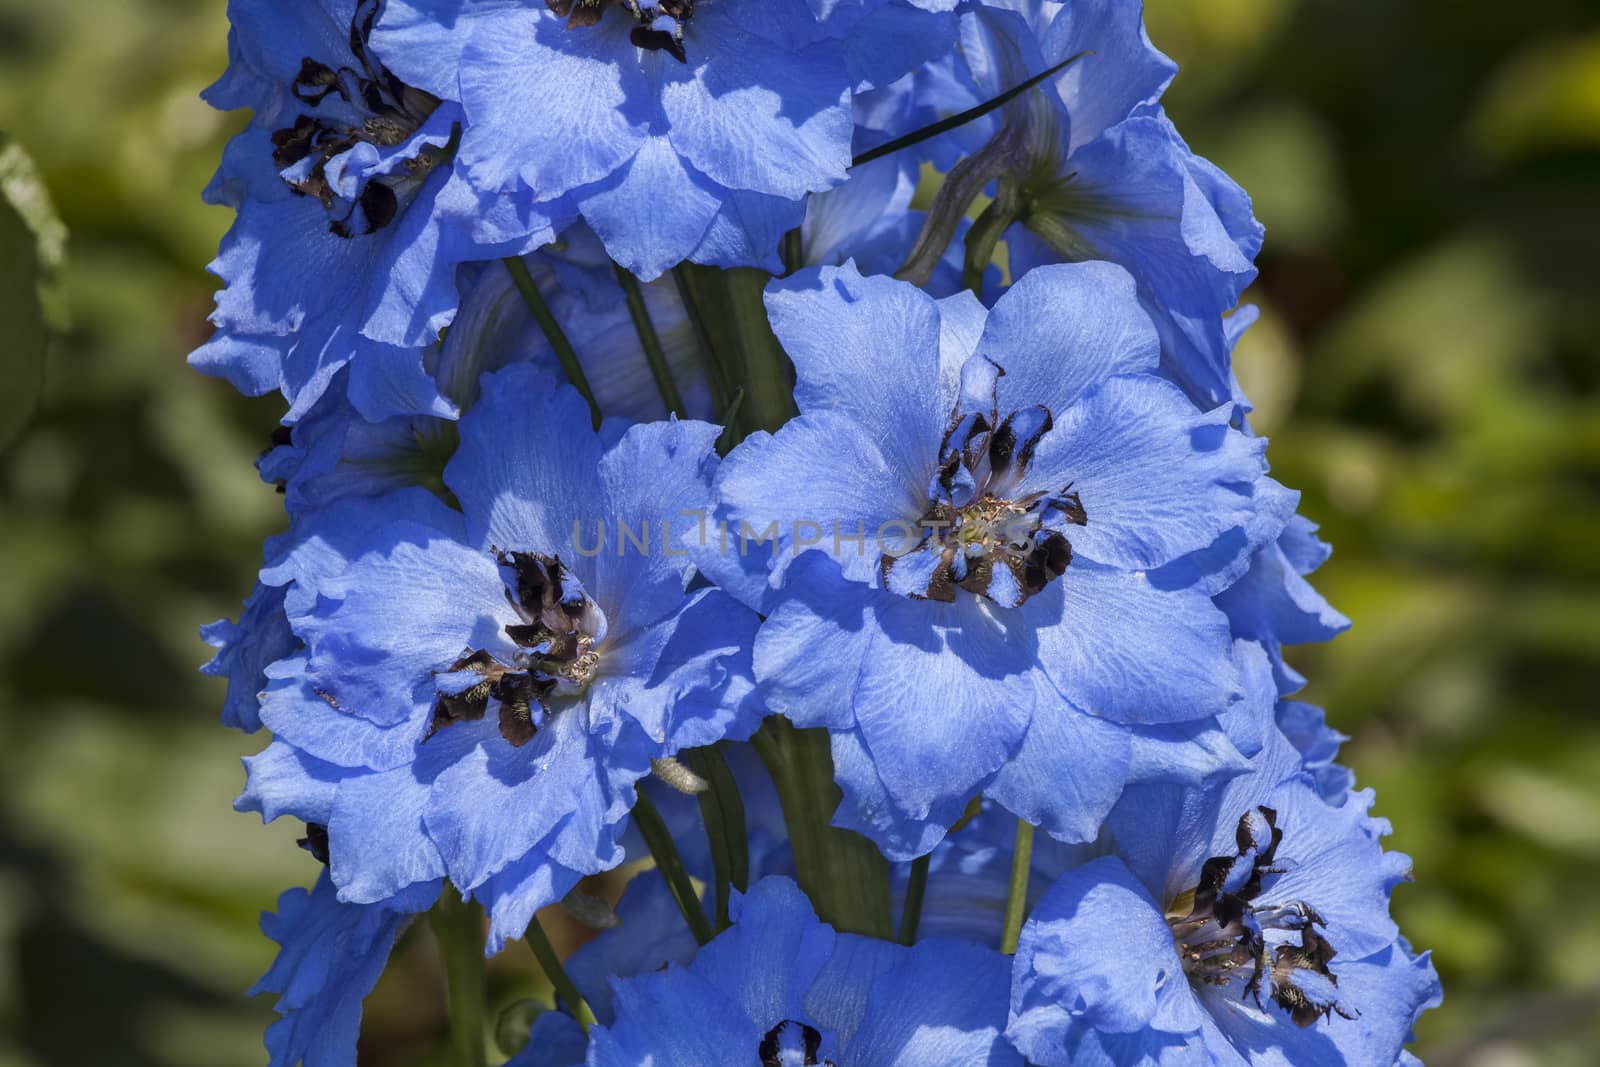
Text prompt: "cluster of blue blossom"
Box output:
[[195, 0, 1439, 1064]]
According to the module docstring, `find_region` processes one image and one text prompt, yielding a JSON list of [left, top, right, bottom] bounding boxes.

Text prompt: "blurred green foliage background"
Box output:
[[1, 0, 1597, 1063]]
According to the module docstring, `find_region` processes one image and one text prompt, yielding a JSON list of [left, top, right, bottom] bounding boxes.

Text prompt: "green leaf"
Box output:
[[0, 132, 68, 271], [0, 185, 48, 453]]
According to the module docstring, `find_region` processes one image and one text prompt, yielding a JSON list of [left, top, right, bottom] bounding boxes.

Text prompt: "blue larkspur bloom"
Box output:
[[712, 260, 1283, 858], [895, 0, 1262, 410], [512, 876, 1021, 1067], [369, 0, 956, 279], [194, 0, 569, 421], [887, 659, 1340, 949], [1007, 726, 1440, 1066], [202, 225, 734, 732], [236, 368, 760, 950]]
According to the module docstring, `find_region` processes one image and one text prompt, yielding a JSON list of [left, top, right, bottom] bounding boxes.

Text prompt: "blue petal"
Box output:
[[985, 678, 1132, 843], [718, 411, 922, 589], [443, 365, 603, 562], [328, 760, 449, 904], [851, 594, 1036, 815], [201, 579, 293, 732], [422, 710, 612, 894], [253, 873, 439, 1067], [661, 1, 852, 198], [1029, 565, 1240, 725], [574, 137, 724, 280], [691, 877, 836, 1027], [565, 871, 704, 1024], [257, 666, 422, 773], [841, 937, 1021, 1066], [981, 262, 1160, 420], [690, 187, 800, 275], [765, 261, 948, 482], [829, 726, 970, 861], [1043, 0, 1177, 150], [506, 1010, 588, 1067], [294, 530, 512, 728], [588, 966, 761, 1067], [457, 8, 654, 199], [1009, 856, 1201, 1050], [592, 416, 726, 630], [1019, 376, 1266, 571], [237, 739, 341, 825]]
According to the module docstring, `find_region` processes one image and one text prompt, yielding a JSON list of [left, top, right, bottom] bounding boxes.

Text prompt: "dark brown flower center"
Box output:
[[426, 552, 604, 748], [881, 361, 1087, 607], [759, 1021, 834, 1067], [1167, 806, 1358, 1028], [270, 0, 444, 237], [546, 0, 698, 63]]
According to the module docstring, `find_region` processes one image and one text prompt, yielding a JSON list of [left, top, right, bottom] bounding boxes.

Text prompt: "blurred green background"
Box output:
[[1, 0, 1597, 1063]]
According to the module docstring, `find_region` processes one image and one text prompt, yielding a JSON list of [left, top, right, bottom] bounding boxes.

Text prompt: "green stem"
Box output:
[[632, 789, 715, 945], [686, 745, 750, 931], [613, 264, 686, 418], [1000, 819, 1036, 955], [671, 264, 741, 431], [429, 893, 488, 1067], [754, 717, 893, 939], [898, 854, 932, 946], [720, 267, 797, 435], [782, 227, 804, 275], [902, 796, 985, 947], [898, 796, 984, 945], [526, 914, 598, 1033], [503, 256, 601, 428]]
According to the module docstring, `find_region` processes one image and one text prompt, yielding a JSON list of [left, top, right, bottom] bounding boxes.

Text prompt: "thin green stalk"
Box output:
[[632, 789, 715, 945], [671, 264, 740, 430], [613, 263, 686, 417], [714, 386, 746, 455], [898, 796, 984, 945], [754, 717, 893, 939], [782, 227, 804, 275], [686, 746, 750, 931], [898, 854, 932, 946], [526, 914, 598, 1033], [503, 256, 600, 428], [1000, 819, 1036, 955], [851, 50, 1090, 169], [720, 267, 797, 434], [429, 893, 488, 1067]]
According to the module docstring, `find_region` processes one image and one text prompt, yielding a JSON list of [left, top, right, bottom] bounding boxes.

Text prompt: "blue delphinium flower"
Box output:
[[897, 0, 1262, 410], [713, 260, 1282, 857], [238, 367, 760, 950], [194, 0, 568, 422], [252, 872, 440, 1067], [1007, 726, 1440, 1066], [513, 876, 1021, 1067], [370, 0, 956, 279]]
